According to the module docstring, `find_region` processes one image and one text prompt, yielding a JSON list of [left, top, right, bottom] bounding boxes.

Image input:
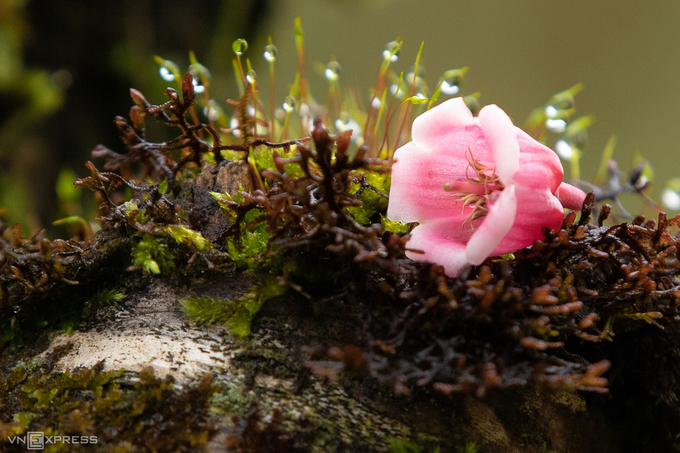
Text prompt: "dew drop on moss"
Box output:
[[545, 105, 559, 118], [325, 61, 341, 81], [246, 69, 256, 85], [159, 67, 175, 82], [662, 188, 680, 210], [546, 118, 567, 133], [283, 96, 297, 112], [382, 41, 400, 62], [440, 80, 460, 95], [232, 38, 248, 56], [555, 139, 574, 159], [263, 44, 278, 62], [390, 84, 405, 99]]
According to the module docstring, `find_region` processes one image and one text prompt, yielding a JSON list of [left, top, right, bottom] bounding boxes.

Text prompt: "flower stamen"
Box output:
[[444, 148, 504, 228]]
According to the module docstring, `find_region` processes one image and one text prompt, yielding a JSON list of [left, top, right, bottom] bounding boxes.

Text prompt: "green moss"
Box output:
[[180, 277, 286, 338], [347, 172, 390, 225], [388, 439, 441, 453], [131, 234, 174, 274], [380, 214, 410, 234], [226, 217, 273, 268], [165, 224, 211, 251], [0, 365, 218, 452]]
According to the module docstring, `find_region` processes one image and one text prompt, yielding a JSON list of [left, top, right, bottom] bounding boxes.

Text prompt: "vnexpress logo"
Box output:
[[27, 432, 44, 450], [6, 432, 98, 449]]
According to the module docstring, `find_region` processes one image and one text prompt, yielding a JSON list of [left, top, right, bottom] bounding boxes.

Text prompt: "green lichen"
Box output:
[[210, 381, 255, 417]]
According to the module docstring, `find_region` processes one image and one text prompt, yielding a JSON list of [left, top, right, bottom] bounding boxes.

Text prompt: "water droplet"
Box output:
[[263, 44, 278, 62], [634, 174, 648, 190], [546, 118, 567, 133], [440, 80, 460, 96], [663, 188, 680, 210], [545, 105, 558, 118], [247, 105, 256, 117], [192, 78, 205, 94], [283, 96, 297, 112], [382, 41, 400, 62], [232, 38, 248, 56], [555, 139, 574, 159], [325, 61, 341, 81], [370, 97, 382, 110], [246, 69, 256, 85], [406, 71, 424, 88], [159, 67, 175, 82], [414, 92, 427, 101], [203, 100, 223, 122], [12, 305, 20, 314], [230, 117, 242, 138], [390, 84, 405, 99], [335, 112, 362, 137]]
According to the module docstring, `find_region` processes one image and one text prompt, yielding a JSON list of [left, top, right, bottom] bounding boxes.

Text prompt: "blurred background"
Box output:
[[2, 0, 680, 235]]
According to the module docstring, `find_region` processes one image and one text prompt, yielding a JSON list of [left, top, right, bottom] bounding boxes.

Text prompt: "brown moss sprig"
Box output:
[[0, 222, 82, 322], [233, 119, 392, 262]]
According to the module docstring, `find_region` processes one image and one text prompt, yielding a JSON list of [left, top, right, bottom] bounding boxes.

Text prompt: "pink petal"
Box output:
[[512, 159, 561, 192], [490, 185, 564, 254], [516, 129, 564, 193], [388, 141, 478, 224], [411, 97, 474, 150], [478, 104, 519, 186], [556, 182, 587, 211], [406, 221, 471, 277], [465, 185, 518, 265]]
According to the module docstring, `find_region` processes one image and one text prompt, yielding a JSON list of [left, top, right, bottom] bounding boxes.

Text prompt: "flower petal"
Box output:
[[556, 182, 587, 211], [406, 221, 470, 277], [478, 104, 519, 186], [388, 141, 477, 223], [411, 97, 474, 149], [515, 129, 564, 193], [465, 185, 517, 265], [491, 185, 564, 254]]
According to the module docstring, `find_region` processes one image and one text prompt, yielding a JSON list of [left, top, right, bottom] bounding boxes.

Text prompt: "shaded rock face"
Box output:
[[26, 273, 621, 453]]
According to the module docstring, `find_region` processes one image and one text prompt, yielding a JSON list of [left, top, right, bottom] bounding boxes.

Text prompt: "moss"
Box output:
[[180, 277, 287, 338], [388, 438, 441, 453], [0, 363, 219, 452]]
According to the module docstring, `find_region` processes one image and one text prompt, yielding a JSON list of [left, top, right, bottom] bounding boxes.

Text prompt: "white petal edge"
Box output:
[[465, 185, 518, 265], [411, 97, 475, 149], [406, 222, 470, 277], [478, 104, 520, 186]]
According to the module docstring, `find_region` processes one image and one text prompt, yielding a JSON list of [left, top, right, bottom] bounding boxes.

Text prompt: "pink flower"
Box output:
[[387, 97, 586, 277]]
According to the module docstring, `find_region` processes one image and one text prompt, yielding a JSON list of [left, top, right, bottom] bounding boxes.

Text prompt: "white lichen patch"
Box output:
[[41, 280, 238, 379], [44, 330, 231, 378]]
